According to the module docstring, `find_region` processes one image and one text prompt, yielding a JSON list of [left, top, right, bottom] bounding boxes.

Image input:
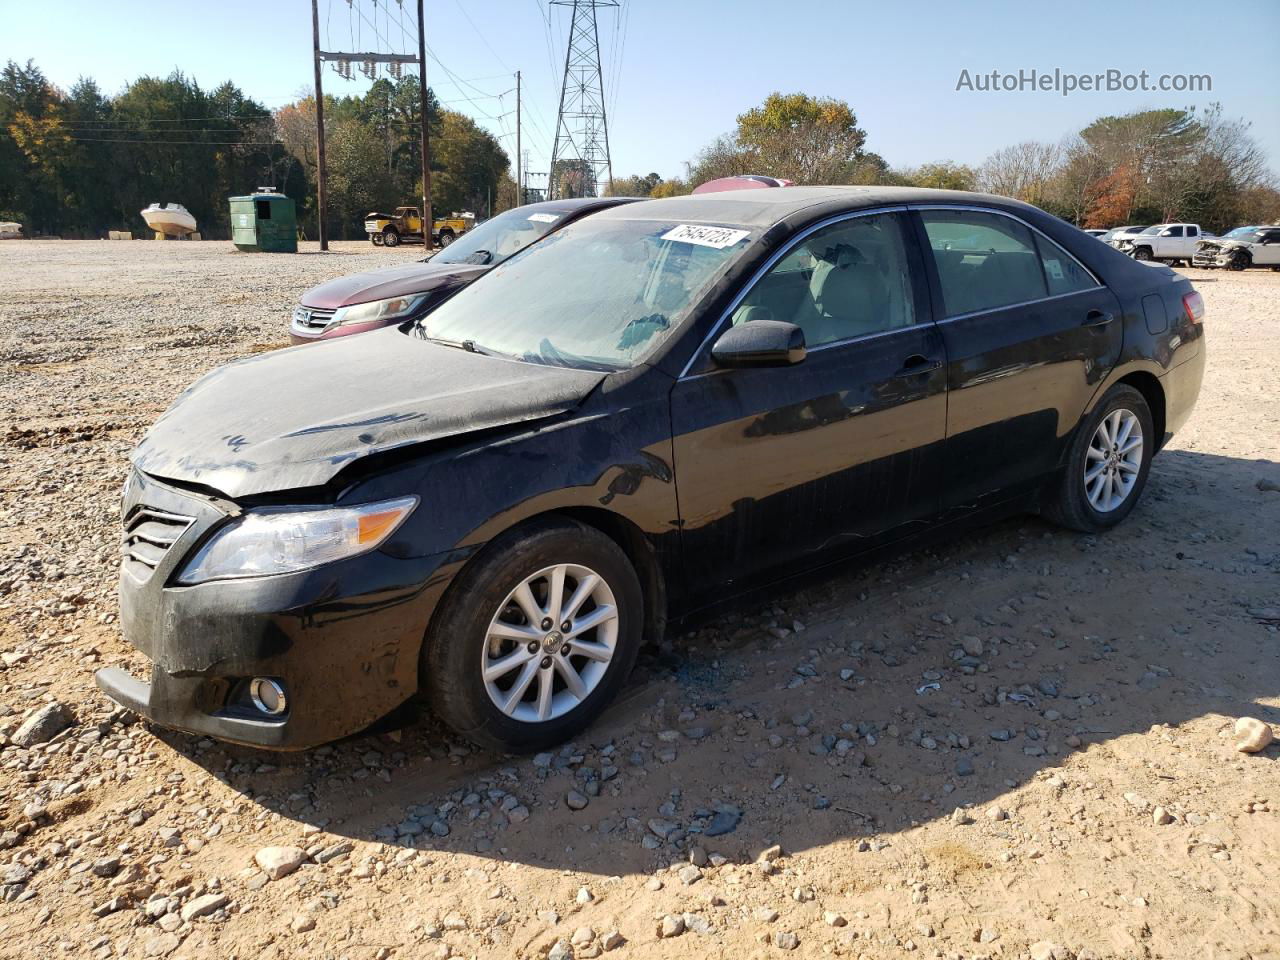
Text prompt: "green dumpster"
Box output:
[[230, 189, 297, 252]]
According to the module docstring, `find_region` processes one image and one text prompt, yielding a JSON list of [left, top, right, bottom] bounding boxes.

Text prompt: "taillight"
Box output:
[[1182, 290, 1204, 323]]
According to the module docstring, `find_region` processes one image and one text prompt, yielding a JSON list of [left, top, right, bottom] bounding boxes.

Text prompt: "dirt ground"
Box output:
[[0, 240, 1277, 960]]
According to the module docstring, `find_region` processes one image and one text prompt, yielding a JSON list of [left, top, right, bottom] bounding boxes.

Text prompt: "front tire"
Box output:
[[382, 228, 400, 247], [422, 518, 643, 752], [1132, 247, 1152, 261], [1042, 385, 1154, 533]]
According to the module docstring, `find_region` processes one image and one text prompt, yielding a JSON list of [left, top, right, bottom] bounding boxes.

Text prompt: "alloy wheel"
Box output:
[[481, 563, 618, 723], [1085, 408, 1144, 513]]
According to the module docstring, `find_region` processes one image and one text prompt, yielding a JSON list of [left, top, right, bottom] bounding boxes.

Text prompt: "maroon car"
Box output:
[[290, 197, 636, 344]]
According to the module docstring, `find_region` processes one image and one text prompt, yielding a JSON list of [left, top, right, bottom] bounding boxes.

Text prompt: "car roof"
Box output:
[[517, 196, 640, 217], [589, 185, 1063, 228]]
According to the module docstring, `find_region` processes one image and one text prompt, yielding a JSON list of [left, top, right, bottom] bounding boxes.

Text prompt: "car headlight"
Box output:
[[176, 496, 417, 584], [328, 294, 427, 329]]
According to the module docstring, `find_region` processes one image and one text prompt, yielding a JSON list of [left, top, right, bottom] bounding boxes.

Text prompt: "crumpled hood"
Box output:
[[300, 261, 489, 309], [133, 326, 604, 498]]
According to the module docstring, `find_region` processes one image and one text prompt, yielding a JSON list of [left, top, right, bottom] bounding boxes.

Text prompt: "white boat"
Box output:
[[140, 203, 197, 237]]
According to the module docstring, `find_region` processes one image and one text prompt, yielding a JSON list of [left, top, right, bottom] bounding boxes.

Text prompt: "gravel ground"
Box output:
[[1, 240, 1278, 960]]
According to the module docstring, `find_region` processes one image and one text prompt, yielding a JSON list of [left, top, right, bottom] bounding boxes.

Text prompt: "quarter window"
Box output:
[[730, 213, 917, 347], [921, 210, 1047, 316], [1034, 233, 1098, 297]]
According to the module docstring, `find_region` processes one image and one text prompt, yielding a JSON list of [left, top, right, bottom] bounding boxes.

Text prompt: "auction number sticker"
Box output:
[[661, 224, 750, 249], [527, 213, 559, 223]]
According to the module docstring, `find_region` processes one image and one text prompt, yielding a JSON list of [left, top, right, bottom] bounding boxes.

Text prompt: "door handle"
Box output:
[[1083, 309, 1114, 327], [892, 354, 943, 378]]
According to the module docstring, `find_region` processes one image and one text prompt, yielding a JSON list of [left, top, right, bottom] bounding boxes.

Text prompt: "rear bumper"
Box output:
[[1159, 334, 1206, 443]]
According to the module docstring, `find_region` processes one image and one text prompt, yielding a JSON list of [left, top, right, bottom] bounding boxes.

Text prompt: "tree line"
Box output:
[[5, 64, 1276, 239], [0, 59, 513, 240], [610, 92, 1280, 233]]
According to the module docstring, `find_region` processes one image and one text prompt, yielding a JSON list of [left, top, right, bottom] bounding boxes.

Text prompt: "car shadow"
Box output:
[[150, 447, 1280, 878]]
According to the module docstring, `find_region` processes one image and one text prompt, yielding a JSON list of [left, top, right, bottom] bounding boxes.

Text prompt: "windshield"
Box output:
[[1139, 226, 1164, 235], [420, 218, 757, 370], [428, 206, 566, 266], [1225, 226, 1260, 238]]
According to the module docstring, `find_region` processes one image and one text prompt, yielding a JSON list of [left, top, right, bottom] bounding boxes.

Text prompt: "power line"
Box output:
[[452, 0, 512, 73], [60, 137, 285, 145]]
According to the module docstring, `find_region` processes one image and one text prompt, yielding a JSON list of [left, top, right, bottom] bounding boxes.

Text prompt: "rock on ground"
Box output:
[[254, 846, 307, 880], [1233, 716, 1274, 753], [12, 702, 73, 746]]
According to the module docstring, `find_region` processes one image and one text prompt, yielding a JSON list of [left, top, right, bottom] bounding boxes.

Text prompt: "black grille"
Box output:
[[122, 507, 193, 581]]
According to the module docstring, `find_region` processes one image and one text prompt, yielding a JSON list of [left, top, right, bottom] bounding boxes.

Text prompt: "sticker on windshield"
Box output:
[[527, 213, 559, 223], [660, 224, 750, 249]]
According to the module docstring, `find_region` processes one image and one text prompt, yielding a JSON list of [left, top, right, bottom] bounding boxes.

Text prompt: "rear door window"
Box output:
[[920, 210, 1047, 316], [1033, 234, 1098, 297]]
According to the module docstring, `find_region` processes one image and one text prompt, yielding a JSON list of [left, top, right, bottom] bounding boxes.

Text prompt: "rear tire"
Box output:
[[438, 229, 455, 247], [422, 517, 643, 753], [1042, 385, 1154, 533]]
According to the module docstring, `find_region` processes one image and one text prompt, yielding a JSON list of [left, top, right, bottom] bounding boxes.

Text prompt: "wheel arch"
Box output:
[[554, 506, 668, 647], [1062, 363, 1168, 471], [1114, 370, 1166, 451], [419, 506, 668, 681]]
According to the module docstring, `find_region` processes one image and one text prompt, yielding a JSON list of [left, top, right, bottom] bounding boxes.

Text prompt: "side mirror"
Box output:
[[711, 319, 806, 368], [1160, 229, 1174, 237]]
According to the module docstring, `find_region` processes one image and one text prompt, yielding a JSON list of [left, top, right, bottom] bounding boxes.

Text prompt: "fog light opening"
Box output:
[[248, 677, 288, 716]]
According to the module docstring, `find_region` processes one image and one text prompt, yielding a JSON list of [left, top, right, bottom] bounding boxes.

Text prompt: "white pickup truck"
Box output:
[[1112, 223, 1205, 265]]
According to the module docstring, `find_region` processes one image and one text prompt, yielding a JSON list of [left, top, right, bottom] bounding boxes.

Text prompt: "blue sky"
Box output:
[[4, 0, 1278, 186]]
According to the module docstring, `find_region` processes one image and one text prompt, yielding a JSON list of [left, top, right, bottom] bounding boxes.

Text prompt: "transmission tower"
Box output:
[[548, 0, 617, 198]]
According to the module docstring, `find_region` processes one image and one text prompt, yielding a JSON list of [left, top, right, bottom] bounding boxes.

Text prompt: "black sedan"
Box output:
[[98, 186, 1205, 752]]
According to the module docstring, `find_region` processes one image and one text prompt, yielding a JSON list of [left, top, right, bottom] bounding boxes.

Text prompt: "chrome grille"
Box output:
[[292, 305, 335, 332], [122, 507, 194, 581]]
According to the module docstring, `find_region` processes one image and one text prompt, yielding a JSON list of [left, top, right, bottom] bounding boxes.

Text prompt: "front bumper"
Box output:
[[1191, 252, 1230, 268], [288, 317, 394, 345], [102, 471, 458, 749]]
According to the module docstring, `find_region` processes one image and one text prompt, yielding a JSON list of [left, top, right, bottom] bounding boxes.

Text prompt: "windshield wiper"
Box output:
[[521, 337, 620, 373], [462, 249, 493, 265], [420, 332, 510, 359]]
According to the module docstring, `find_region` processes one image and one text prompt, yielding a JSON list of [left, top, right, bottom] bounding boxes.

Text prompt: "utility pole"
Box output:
[[417, 0, 432, 244], [548, 1, 618, 199], [310, 0, 328, 250], [515, 70, 522, 207], [310, 0, 427, 249]]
